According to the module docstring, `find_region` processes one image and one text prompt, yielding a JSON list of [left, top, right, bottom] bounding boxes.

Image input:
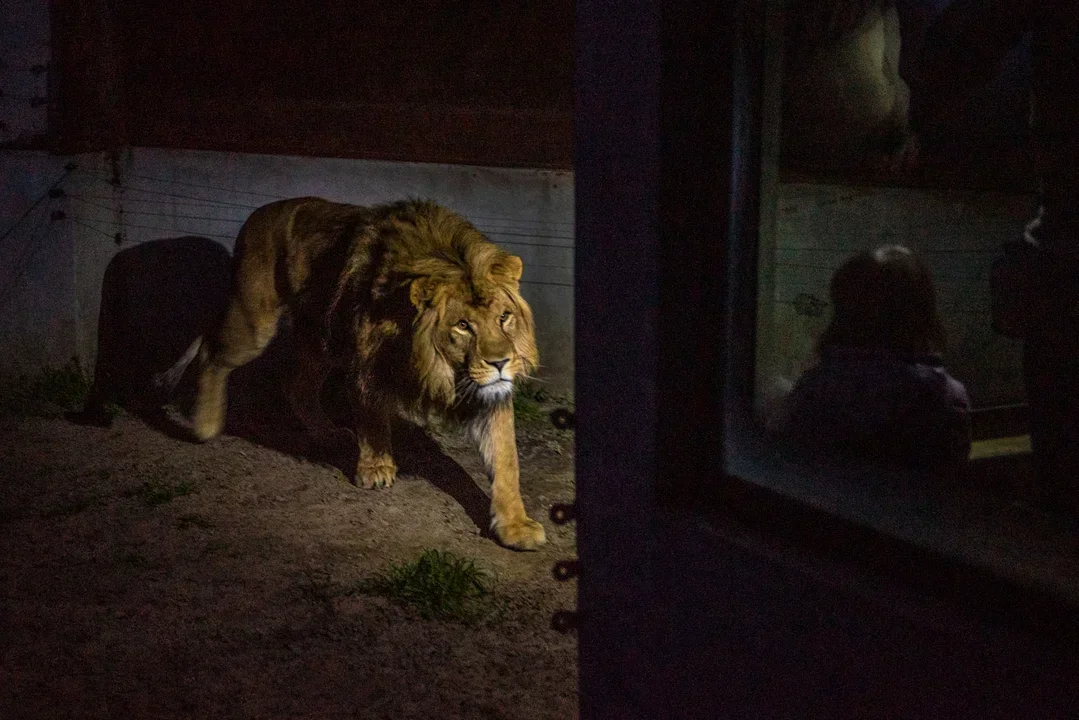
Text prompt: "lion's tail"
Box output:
[[151, 335, 207, 400]]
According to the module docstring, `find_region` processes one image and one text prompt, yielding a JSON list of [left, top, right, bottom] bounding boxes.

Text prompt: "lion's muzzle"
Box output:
[[477, 378, 514, 403]]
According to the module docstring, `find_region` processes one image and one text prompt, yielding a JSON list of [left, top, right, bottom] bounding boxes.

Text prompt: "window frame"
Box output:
[[689, 0, 1079, 618]]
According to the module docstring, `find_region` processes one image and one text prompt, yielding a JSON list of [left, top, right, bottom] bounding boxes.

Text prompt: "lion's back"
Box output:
[[230, 197, 371, 297], [229, 195, 513, 314]]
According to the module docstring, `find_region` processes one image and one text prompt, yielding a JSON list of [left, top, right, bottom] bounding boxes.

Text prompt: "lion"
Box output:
[[157, 197, 546, 551]]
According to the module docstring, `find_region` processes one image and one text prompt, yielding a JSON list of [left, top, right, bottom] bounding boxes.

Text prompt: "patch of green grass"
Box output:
[[37, 357, 92, 409], [201, 540, 230, 557], [95, 402, 123, 423], [40, 496, 98, 519], [513, 379, 576, 427], [514, 378, 550, 403], [0, 356, 92, 416], [512, 392, 545, 422], [354, 549, 505, 623], [124, 479, 197, 507], [512, 378, 552, 423], [176, 513, 215, 530]]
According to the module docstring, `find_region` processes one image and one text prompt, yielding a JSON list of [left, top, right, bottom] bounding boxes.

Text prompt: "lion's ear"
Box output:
[[492, 255, 523, 282], [409, 278, 431, 311]]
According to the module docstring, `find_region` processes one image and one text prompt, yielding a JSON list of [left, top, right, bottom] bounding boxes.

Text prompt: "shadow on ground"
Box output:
[[68, 235, 493, 536], [223, 350, 494, 536]]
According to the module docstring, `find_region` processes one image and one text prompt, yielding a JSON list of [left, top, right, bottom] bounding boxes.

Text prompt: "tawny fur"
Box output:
[[166, 197, 545, 551]]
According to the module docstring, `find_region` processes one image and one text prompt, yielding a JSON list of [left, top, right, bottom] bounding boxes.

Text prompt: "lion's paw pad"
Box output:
[[493, 517, 547, 551], [357, 464, 397, 489]]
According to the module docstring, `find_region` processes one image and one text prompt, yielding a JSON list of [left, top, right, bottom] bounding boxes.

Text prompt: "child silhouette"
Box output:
[[783, 245, 972, 471]]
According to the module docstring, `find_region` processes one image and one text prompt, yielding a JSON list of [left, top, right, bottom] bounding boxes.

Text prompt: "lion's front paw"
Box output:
[[190, 419, 220, 443], [492, 516, 547, 551], [356, 461, 397, 489]]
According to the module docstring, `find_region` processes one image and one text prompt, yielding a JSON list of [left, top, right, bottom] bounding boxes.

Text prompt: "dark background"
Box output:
[[51, 0, 574, 166], [51, 0, 1031, 179]]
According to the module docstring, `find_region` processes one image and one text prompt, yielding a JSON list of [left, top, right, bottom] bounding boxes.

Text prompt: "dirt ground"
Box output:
[[0, 363, 578, 720]]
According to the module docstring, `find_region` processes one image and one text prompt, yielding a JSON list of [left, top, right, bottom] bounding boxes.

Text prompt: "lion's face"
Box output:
[[441, 290, 535, 403], [409, 254, 539, 408]]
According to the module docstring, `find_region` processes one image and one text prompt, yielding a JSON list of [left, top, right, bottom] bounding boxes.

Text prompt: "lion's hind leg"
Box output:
[[288, 348, 355, 453], [191, 297, 281, 442]]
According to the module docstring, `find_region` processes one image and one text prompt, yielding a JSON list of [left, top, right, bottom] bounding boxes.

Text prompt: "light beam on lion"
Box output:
[[156, 198, 546, 551]]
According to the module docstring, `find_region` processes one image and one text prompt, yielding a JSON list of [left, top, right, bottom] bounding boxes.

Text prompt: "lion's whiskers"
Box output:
[[454, 375, 481, 405]]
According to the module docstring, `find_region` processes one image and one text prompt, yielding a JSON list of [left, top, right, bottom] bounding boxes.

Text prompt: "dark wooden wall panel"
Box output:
[[52, 0, 574, 167]]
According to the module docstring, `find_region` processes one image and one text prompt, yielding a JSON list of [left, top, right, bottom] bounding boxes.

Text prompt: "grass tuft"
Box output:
[[36, 357, 92, 409], [176, 513, 215, 530], [40, 497, 96, 519], [124, 479, 197, 507], [0, 356, 92, 416], [355, 548, 505, 623], [513, 378, 553, 424], [514, 379, 550, 403], [512, 392, 545, 422]]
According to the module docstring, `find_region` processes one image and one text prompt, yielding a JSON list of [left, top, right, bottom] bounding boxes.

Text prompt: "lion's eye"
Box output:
[[499, 311, 512, 323], [456, 319, 470, 331]]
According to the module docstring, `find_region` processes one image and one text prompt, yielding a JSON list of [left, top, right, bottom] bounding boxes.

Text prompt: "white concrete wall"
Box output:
[[0, 153, 77, 371], [0, 149, 575, 392], [1, 148, 1036, 408]]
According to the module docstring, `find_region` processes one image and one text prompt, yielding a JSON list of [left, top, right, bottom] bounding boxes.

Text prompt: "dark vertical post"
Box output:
[[657, 2, 742, 491], [575, 1, 662, 717], [575, 0, 746, 716]]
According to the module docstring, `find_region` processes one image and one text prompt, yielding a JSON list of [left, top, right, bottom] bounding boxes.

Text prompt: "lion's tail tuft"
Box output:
[[151, 335, 206, 400]]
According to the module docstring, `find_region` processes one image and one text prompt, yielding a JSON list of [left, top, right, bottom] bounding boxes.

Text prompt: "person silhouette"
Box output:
[[783, 245, 973, 472], [908, 0, 1079, 514]]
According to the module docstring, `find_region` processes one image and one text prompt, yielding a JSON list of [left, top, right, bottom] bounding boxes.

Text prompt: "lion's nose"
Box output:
[[486, 358, 509, 373]]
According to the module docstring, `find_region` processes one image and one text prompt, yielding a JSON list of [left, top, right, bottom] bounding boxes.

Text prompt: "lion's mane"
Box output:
[[312, 198, 539, 419]]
